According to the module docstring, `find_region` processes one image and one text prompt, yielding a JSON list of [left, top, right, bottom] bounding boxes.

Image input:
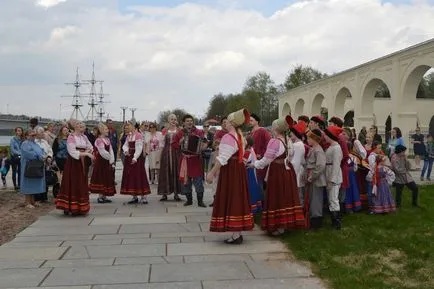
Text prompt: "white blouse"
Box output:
[[291, 140, 306, 187], [67, 134, 93, 160], [123, 132, 143, 161], [95, 137, 115, 164]]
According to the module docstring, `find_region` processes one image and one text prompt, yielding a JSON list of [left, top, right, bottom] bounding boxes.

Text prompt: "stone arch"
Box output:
[[294, 99, 305, 116], [344, 110, 354, 127], [281, 102, 291, 116], [311, 93, 325, 115], [335, 87, 352, 117], [361, 78, 392, 115], [402, 64, 434, 102], [429, 115, 434, 138], [385, 114, 392, 144]]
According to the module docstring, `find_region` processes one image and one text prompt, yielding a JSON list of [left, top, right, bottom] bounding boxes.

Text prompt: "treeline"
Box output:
[[157, 65, 327, 126]]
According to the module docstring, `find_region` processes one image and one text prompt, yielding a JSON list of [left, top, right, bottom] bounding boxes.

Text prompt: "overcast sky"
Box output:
[[1, 0, 434, 122]]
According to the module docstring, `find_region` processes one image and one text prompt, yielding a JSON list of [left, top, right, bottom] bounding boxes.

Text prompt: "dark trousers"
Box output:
[[10, 156, 21, 188], [394, 182, 418, 206], [182, 177, 204, 201]]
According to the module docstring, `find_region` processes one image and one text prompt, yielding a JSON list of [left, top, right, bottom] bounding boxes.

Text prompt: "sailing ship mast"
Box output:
[[61, 68, 85, 120]]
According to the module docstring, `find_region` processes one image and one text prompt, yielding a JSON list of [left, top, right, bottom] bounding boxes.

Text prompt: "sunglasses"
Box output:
[[203, 125, 209, 128]]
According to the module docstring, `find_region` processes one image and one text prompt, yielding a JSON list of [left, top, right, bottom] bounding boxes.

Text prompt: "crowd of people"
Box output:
[[0, 111, 431, 245]]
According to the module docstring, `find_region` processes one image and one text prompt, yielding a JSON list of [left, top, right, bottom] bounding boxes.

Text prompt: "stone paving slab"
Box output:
[[186, 215, 212, 223], [167, 241, 288, 256], [150, 262, 253, 282], [90, 216, 186, 225], [62, 239, 122, 246], [0, 260, 44, 270], [246, 260, 313, 278], [12, 235, 94, 242], [0, 268, 51, 288], [180, 236, 205, 243], [202, 278, 325, 289], [93, 233, 150, 240], [42, 265, 150, 286], [62, 246, 90, 259], [119, 223, 201, 234], [5, 287, 91, 289], [113, 257, 167, 266], [0, 247, 67, 261], [2, 241, 63, 248], [92, 282, 201, 289], [150, 229, 264, 238], [17, 225, 119, 237], [249, 252, 292, 261], [43, 258, 115, 268], [122, 237, 180, 244], [85, 244, 165, 258], [29, 218, 94, 227], [184, 254, 253, 263]]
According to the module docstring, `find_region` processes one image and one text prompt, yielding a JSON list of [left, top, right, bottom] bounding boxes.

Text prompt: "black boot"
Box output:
[[184, 198, 193, 206], [339, 203, 345, 219], [331, 211, 341, 230], [412, 186, 419, 207], [184, 192, 193, 206], [310, 217, 323, 230], [197, 195, 206, 208]]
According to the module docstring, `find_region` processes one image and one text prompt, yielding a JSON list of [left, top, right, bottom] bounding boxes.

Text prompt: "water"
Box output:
[[0, 135, 12, 146]]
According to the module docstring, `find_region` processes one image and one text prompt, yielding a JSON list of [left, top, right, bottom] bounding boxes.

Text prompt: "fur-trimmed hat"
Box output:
[[324, 125, 343, 142], [285, 115, 294, 129], [272, 117, 289, 133], [307, 129, 322, 143], [394, 144, 407, 154], [297, 115, 310, 124], [310, 115, 325, 126], [290, 121, 306, 140], [228, 108, 250, 127], [329, 116, 344, 128]]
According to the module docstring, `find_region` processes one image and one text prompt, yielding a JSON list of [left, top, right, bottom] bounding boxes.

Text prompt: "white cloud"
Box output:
[[36, 0, 67, 8], [1, 0, 434, 121]]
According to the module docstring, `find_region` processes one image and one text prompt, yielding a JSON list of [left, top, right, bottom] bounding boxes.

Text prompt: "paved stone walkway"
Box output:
[[0, 167, 325, 289]]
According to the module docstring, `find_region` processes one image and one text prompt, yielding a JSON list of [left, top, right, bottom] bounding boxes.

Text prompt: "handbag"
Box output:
[[25, 159, 44, 178]]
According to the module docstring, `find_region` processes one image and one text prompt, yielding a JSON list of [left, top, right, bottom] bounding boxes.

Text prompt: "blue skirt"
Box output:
[[345, 169, 361, 213], [247, 168, 262, 214]]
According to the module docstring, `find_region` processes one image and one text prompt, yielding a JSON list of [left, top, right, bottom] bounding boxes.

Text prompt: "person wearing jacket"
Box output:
[[391, 145, 419, 208]]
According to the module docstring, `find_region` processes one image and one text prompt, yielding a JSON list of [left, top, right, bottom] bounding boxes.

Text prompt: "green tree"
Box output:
[[374, 82, 391, 98], [417, 71, 434, 98], [243, 71, 278, 126], [157, 108, 193, 127], [284, 64, 328, 91], [205, 93, 227, 120]]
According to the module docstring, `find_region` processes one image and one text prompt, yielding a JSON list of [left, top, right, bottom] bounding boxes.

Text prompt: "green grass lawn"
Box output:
[[278, 185, 434, 289]]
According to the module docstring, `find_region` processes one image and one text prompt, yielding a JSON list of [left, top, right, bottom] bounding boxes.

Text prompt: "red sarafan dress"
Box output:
[[56, 133, 93, 215], [255, 138, 305, 233], [120, 132, 151, 196], [89, 137, 116, 196], [250, 127, 272, 183], [210, 132, 254, 232]]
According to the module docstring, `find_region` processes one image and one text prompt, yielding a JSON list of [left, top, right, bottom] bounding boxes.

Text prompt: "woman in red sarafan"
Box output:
[[56, 120, 94, 216], [89, 123, 116, 203], [120, 121, 151, 204], [207, 108, 254, 245], [251, 116, 305, 236]]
